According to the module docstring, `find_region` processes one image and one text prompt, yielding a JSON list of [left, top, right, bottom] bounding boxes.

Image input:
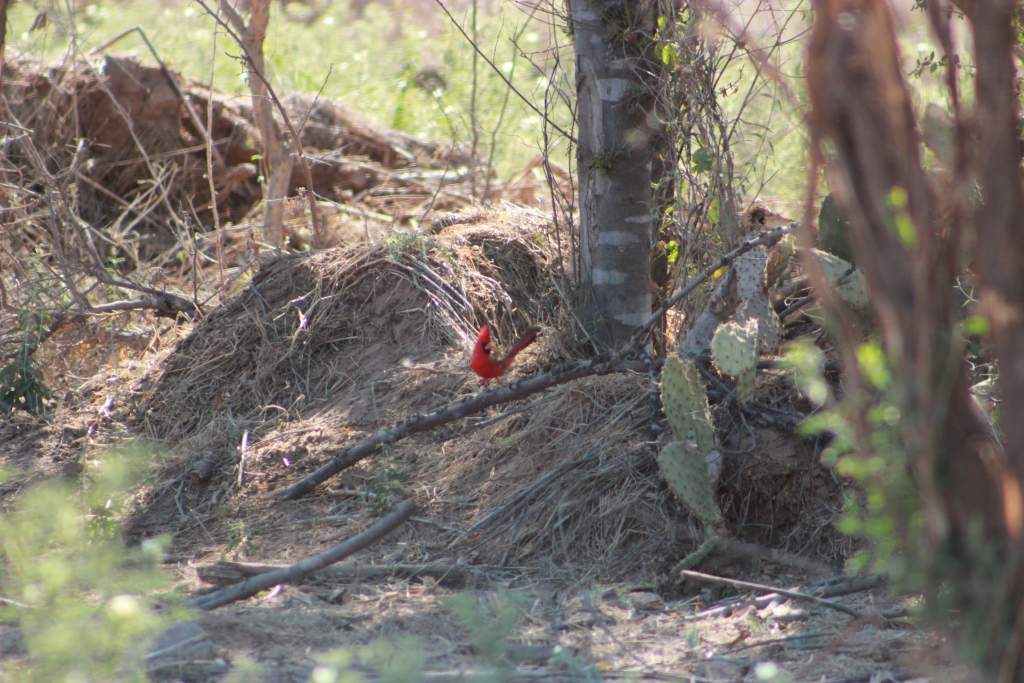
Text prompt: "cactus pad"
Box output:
[[711, 320, 758, 376], [818, 193, 856, 264], [733, 246, 768, 299], [660, 357, 714, 453], [737, 294, 783, 355], [712, 320, 759, 403], [658, 442, 723, 526], [810, 249, 868, 308]]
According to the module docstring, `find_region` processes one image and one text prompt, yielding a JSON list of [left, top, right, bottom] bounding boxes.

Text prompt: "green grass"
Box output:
[[6, 0, 574, 182], [5, 0, 966, 213]]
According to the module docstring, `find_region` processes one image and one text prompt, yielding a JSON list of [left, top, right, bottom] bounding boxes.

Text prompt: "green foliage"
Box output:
[[784, 340, 830, 408], [313, 592, 532, 683], [314, 638, 426, 683], [753, 661, 794, 683], [1, 310, 56, 416], [361, 450, 411, 517], [0, 447, 181, 681], [0, 358, 52, 415], [589, 149, 620, 174], [886, 186, 917, 249], [691, 146, 715, 174], [784, 339, 919, 579], [384, 230, 431, 261], [447, 592, 527, 666]]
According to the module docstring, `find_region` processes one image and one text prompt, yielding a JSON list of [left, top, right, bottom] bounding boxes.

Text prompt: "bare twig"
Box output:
[[196, 560, 467, 587], [431, 0, 576, 144], [193, 0, 322, 248], [207, 25, 225, 287]]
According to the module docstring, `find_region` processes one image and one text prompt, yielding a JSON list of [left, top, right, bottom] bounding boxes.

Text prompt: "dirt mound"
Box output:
[[137, 207, 568, 444], [126, 205, 850, 577]]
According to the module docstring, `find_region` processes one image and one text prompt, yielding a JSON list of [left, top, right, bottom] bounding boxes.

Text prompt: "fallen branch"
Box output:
[[276, 354, 634, 500], [186, 499, 419, 610], [86, 296, 198, 318], [678, 569, 884, 621], [196, 560, 467, 588], [679, 578, 867, 623], [277, 226, 793, 500]]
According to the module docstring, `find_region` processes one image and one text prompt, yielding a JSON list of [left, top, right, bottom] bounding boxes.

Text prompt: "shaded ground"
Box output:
[[0, 212, 953, 682]]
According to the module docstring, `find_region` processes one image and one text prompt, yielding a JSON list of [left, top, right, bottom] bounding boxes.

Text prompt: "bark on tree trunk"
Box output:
[[0, 0, 9, 75], [571, 0, 657, 345], [964, 0, 1024, 532], [244, 0, 291, 248], [807, 0, 1024, 676]]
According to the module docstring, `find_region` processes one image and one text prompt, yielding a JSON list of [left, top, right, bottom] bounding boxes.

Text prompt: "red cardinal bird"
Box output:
[[471, 325, 541, 386]]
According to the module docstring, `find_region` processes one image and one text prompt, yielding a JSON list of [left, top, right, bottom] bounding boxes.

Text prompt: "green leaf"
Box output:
[[660, 43, 679, 68], [707, 196, 720, 227], [962, 315, 990, 337], [692, 145, 714, 174]]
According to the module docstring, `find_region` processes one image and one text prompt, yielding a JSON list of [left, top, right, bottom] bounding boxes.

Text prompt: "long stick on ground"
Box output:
[[276, 225, 793, 500], [277, 355, 633, 500], [187, 499, 419, 610], [196, 560, 468, 588], [677, 569, 868, 620]]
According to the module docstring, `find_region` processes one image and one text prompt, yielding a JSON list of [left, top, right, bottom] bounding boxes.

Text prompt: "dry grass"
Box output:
[[0, 48, 945, 683]]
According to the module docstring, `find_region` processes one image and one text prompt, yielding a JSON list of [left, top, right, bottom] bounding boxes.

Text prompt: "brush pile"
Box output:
[[118, 205, 847, 579], [1, 53, 483, 259]]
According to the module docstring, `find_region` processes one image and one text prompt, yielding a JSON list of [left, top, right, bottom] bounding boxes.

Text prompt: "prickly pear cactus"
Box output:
[[658, 357, 722, 526], [731, 243, 784, 355], [810, 249, 868, 308], [734, 246, 768, 300], [818, 193, 856, 264], [660, 356, 714, 453], [737, 296, 783, 355], [657, 442, 723, 527], [711, 320, 758, 403]]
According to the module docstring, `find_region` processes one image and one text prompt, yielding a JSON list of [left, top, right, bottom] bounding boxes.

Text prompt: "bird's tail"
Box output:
[[500, 326, 541, 369]]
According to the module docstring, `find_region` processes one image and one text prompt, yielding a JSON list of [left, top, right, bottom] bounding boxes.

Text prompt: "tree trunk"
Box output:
[[0, 0, 10, 76], [807, 0, 1024, 676], [244, 0, 291, 249], [571, 0, 657, 345]]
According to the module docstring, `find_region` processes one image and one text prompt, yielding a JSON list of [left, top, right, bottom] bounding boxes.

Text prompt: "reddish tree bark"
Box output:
[[807, 0, 1024, 676]]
